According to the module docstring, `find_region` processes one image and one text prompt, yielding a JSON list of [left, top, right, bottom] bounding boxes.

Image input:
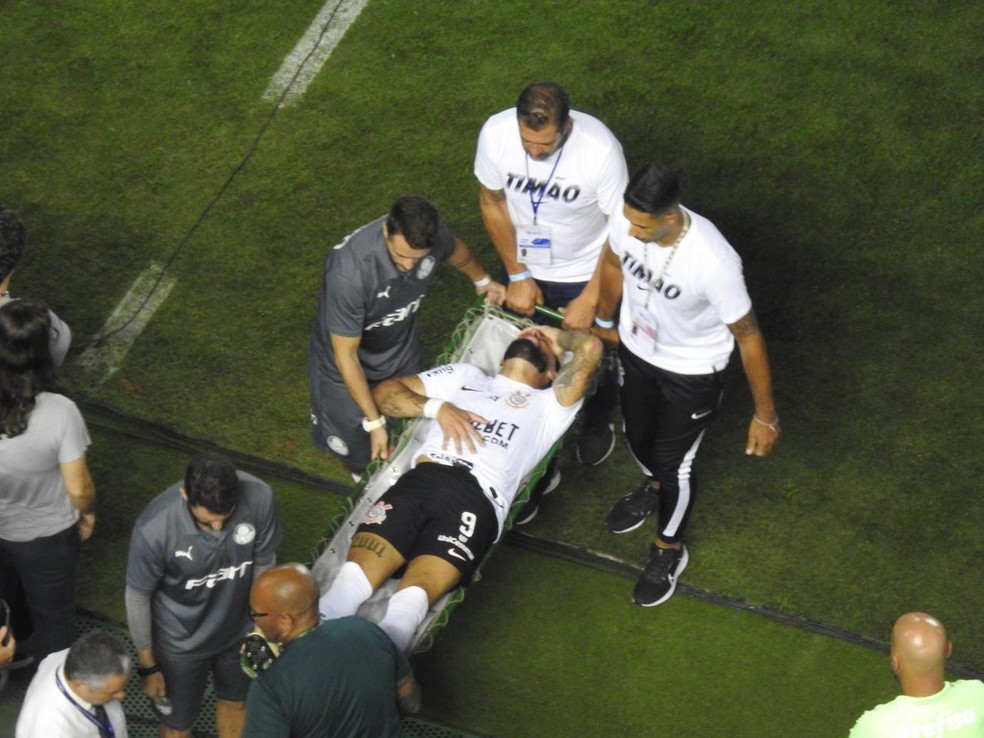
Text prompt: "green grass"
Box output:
[[2, 0, 983, 734]]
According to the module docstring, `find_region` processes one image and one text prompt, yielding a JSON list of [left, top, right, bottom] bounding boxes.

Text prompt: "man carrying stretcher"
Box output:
[[318, 325, 602, 649]]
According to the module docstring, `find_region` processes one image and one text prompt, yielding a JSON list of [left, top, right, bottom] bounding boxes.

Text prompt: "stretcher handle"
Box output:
[[533, 304, 564, 323]]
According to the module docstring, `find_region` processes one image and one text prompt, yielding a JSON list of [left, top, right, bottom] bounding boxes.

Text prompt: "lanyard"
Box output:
[[55, 670, 116, 738], [524, 146, 564, 226], [641, 210, 690, 311]]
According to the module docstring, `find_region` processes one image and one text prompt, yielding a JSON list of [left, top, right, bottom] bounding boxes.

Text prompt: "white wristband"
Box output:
[[508, 270, 532, 282], [472, 275, 492, 288], [594, 317, 615, 329], [423, 398, 445, 419], [362, 416, 386, 432]]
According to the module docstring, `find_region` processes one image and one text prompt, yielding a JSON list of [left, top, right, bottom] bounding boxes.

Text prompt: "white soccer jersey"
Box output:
[[417, 363, 581, 532], [474, 109, 628, 283], [609, 206, 753, 374]]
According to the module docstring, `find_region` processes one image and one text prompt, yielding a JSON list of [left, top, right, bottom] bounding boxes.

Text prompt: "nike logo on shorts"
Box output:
[[691, 409, 713, 420], [447, 548, 467, 562]]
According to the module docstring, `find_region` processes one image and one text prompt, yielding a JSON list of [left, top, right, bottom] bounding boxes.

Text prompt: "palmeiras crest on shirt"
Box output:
[[506, 390, 531, 409], [233, 523, 256, 545], [416, 255, 436, 279], [362, 500, 393, 525], [327, 436, 349, 456]]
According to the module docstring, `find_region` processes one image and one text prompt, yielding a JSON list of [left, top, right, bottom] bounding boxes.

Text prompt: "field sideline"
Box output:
[[2, 0, 982, 735]]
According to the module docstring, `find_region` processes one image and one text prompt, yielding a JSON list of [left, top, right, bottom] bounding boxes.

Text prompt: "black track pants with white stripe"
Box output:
[[617, 344, 725, 544]]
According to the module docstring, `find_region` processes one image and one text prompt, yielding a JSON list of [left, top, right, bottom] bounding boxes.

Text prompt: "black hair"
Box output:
[[385, 195, 441, 251], [623, 163, 681, 216], [0, 300, 55, 438], [184, 452, 241, 514]]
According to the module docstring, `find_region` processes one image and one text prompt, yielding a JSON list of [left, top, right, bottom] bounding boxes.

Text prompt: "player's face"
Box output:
[[385, 231, 430, 274], [623, 204, 674, 245], [519, 120, 570, 161]]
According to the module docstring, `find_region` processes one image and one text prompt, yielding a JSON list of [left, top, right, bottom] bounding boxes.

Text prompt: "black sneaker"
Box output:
[[576, 422, 616, 466], [633, 544, 688, 607], [513, 469, 561, 526], [604, 479, 659, 533]]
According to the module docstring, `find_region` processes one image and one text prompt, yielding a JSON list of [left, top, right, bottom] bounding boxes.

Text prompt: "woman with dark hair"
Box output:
[[0, 299, 94, 661]]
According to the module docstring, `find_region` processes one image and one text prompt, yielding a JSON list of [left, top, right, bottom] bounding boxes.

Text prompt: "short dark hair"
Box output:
[[184, 452, 240, 514], [64, 631, 130, 690], [0, 300, 55, 438], [0, 204, 26, 284], [516, 82, 571, 131], [385, 195, 441, 251], [624, 163, 681, 216], [503, 337, 548, 373]]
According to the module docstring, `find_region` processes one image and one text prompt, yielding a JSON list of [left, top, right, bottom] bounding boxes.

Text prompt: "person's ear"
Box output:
[[179, 487, 188, 501]]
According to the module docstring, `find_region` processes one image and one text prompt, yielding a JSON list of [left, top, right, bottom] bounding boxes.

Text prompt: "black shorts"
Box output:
[[154, 640, 251, 730], [357, 463, 499, 584]]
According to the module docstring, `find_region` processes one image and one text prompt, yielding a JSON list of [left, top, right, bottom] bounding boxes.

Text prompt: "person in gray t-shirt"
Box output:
[[0, 204, 71, 365], [125, 453, 282, 738], [309, 194, 504, 478], [0, 301, 94, 662]]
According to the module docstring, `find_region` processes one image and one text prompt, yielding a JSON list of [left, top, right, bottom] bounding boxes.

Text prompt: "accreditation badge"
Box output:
[[516, 224, 552, 265], [631, 305, 660, 351]]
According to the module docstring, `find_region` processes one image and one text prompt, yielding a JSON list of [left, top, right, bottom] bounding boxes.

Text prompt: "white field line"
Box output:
[[262, 0, 370, 107], [77, 264, 177, 383]]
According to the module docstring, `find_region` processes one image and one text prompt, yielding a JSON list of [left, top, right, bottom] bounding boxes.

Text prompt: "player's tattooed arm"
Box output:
[[537, 327, 604, 408], [373, 376, 427, 418]]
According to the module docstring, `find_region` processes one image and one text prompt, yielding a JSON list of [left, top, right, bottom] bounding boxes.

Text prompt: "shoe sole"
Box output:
[[605, 516, 649, 535], [634, 546, 689, 607], [575, 429, 617, 466]]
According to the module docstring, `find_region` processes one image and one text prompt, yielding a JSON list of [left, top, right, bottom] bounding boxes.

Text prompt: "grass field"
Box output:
[[2, 0, 982, 735]]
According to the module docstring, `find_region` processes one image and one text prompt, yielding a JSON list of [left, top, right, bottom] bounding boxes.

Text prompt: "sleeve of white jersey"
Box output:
[[474, 115, 507, 191], [703, 255, 753, 325]]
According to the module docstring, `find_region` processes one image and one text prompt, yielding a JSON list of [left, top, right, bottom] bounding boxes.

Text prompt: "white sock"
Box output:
[[318, 562, 373, 620], [377, 586, 429, 651]]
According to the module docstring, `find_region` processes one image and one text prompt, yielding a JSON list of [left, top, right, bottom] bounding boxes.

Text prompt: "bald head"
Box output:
[[890, 612, 952, 695], [251, 563, 320, 642], [254, 563, 318, 611]]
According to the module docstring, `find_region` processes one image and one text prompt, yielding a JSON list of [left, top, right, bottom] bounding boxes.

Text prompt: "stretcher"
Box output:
[[311, 303, 564, 653]]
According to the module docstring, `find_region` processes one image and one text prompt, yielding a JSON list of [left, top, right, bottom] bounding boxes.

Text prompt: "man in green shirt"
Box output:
[[244, 563, 420, 738], [850, 612, 984, 737]]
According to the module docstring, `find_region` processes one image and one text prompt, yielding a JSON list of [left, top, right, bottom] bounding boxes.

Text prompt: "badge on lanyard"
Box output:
[[516, 224, 553, 265], [631, 305, 660, 351]]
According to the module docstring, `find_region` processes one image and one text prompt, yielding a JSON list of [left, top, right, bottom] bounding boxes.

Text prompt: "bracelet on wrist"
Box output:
[[508, 271, 532, 282], [137, 663, 161, 678], [472, 275, 492, 288], [422, 398, 445, 419], [753, 415, 780, 432], [361, 416, 387, 432], [594, 317, 615, 329]]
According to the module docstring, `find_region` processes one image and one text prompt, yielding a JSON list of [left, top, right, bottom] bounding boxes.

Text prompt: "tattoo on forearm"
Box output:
[[351, 534, 387, 558]]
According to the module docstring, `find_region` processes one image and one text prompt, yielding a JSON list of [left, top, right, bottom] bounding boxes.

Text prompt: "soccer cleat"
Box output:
[[576, 421, 616, 466], [604, 479, 659, 533], [633, 544, 688, 607], [513, 468, 561, 526]]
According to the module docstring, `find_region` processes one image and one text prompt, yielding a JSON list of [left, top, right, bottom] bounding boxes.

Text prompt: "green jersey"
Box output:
[[850, 680, 984, 737]]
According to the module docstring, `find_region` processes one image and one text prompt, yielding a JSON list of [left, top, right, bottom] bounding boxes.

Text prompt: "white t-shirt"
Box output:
[[417, 363, 581, 533], [16, 649, 129, 738], [610, 206, 752, 374], [474, 108, 628, 283]]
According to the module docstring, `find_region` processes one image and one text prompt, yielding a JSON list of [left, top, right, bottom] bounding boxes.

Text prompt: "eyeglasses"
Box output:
[[249, 610, 288, 621]]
